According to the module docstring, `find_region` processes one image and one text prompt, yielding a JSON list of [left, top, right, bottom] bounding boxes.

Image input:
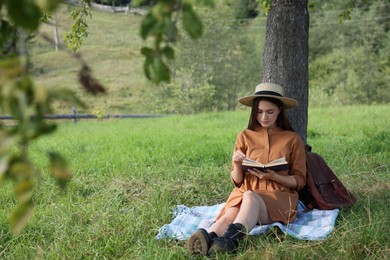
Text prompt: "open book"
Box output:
[[241, 157, 289, 172]]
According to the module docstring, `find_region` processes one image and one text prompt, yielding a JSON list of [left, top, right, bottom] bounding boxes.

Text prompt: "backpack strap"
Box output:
[[331, 179, 355, 202]]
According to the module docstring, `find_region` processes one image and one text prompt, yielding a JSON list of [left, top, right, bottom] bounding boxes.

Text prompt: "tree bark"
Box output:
[[261, 0, 309, 143]]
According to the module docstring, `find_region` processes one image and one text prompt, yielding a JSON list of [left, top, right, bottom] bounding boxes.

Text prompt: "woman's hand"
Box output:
[[248, 168, 298, 189], [247, 168, 276, 180], [230, 150, 246, 185], [232, 150, 246, 164]]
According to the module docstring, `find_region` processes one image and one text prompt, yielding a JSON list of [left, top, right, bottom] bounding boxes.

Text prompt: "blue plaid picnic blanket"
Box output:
[[156, 201, 339, 241]]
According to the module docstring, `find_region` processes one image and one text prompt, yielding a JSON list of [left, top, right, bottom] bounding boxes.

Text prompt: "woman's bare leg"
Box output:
[[208, 207, 239, 236], [233, 190, 272, 231]]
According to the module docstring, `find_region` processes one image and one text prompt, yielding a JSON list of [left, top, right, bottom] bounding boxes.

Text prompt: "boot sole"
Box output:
[[187, 229, 209, 256]]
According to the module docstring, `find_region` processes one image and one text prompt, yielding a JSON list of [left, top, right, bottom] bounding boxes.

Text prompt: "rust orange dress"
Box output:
[[215, 126, 306, 224]]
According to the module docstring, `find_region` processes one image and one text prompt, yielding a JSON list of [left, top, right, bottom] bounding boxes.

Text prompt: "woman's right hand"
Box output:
[[231, 150, 246, 185], [232, 150, 246, 164]]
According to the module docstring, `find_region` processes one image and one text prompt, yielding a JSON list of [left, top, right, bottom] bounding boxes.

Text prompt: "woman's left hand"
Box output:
[[247, 168, 276, 180], [248, 168, 298, 188]]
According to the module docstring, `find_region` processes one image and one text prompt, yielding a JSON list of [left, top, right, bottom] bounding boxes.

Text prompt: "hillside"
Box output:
[[31, 4, 148, 114], [31, 3, 265, 115], [30, 2, 390, 115]]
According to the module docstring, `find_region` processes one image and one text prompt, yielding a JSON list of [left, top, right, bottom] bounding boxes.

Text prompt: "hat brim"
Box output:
[[239, 95, 298, 109]]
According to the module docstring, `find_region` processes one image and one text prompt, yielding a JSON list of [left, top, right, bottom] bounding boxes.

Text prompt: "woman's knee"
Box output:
[[220, 207, 239, 223], [242, 190, 261, 203], [242, 191, 268, 212]]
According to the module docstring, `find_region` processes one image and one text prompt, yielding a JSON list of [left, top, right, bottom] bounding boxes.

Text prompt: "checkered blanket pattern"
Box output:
[[156, 201, 339, 241]]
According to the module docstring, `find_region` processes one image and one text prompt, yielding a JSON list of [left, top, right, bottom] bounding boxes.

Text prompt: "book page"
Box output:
[[266, 157, 287, 166], [243, 157, 287, 167]]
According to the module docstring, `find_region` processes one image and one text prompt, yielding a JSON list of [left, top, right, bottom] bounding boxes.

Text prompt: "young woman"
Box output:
[[188, 82, 306, 255]]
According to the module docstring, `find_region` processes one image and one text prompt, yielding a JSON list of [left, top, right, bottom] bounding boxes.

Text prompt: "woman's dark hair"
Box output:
[[247, 97, 294, 131]]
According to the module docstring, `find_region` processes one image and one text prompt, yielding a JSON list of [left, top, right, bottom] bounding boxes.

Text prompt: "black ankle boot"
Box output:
[[208, 223, 246, 254], [188, 229, 218, 255]]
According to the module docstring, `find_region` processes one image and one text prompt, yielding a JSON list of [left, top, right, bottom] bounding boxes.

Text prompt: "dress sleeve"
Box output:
[[233, 131, 247, 154], [230, 131, 247, 187], [289, 135, 306, 191]]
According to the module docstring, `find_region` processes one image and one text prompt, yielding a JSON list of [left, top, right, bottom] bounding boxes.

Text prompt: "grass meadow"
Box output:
[[0, 105, 389, 259]]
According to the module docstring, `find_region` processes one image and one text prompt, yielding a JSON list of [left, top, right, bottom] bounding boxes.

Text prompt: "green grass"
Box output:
[[0, 105, 389, 259]]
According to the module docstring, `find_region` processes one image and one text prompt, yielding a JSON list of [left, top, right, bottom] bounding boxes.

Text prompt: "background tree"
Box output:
[[145, 3, 262, 113], [261, 0, 309, 142], [309, 0, 390, 106]]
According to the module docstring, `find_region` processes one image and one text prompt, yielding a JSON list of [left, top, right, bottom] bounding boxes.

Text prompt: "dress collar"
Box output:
[[254, 125, 283, 133]]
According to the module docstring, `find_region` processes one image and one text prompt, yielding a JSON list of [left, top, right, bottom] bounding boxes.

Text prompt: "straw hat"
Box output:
[[238, 82, 298, 109]]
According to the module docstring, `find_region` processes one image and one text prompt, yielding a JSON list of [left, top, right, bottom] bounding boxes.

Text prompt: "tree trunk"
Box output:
[[261, 0, 309, 143]]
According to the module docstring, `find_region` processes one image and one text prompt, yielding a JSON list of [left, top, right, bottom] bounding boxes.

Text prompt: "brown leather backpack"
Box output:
[[299, 145, 357, 210]]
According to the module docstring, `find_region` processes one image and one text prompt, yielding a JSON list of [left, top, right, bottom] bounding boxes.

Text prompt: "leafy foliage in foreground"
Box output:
[[0, 0, 108, 234], [0, 105, 388, 258]]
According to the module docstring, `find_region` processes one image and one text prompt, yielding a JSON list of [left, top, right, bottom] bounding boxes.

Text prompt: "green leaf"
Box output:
[[64, 4, 91, 52], [141, 47, 154, 57], [15, 179, 33, 203], [259, 0, 271, 14], [141, 48, 155, 81], [8, 96, 25, 121], [140, 13, 158, 40], [158, 16, 172, 36], [182, 3, 203, 39], [151, 2, 171, 20], [0, 55, 22, 78], [9, 161, 34, 181], [49, 152, 72, 190], [6, 0, 43, 30], [8, 77, 33, 120], [151, 57, 170, 83], [38, 122, 57, 136], [162, 46, 174, 60], [29, 120, 57, 139], [143, 58, 152, 81], [17, 76, 35, 106], [9, 199, 33, 235], [0, 19, 15, 49], [143, 55, 171, 83]]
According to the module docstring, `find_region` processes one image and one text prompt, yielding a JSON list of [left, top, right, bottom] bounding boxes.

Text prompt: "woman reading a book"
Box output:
[[188, 82, 306, 255]]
